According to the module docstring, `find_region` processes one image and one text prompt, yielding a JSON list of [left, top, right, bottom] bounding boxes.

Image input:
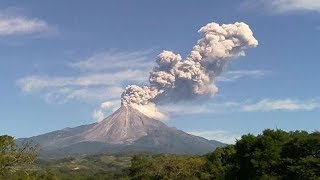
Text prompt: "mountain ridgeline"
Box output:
[[18, 106, 224, 157]]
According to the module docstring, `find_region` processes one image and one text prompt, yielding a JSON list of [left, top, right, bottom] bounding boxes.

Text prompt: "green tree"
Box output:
[[0, 135, 38, 178], [205, 145, 237, 179], [281, 131, 320, 179], [234, 129, 290, 179], [203, 129, 320, 180]]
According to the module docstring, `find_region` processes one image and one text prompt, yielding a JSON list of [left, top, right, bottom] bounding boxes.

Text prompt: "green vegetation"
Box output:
[[129, 154, 208, 179], [204, 129, 320, 179], [0, 135, 39, 179], [129, 129, 320, 180], [1, 129, 319, 179], [36, 154, 132, 179]]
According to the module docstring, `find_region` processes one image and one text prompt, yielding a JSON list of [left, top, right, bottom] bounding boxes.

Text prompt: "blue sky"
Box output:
[[1, 0, 320, 144]]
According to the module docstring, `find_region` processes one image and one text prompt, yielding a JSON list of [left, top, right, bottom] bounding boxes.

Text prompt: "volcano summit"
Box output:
[[18, 105, 224, 157]]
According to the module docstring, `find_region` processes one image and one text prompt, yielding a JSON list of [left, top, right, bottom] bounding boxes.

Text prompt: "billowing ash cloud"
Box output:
[[121, 22, 258, 106]]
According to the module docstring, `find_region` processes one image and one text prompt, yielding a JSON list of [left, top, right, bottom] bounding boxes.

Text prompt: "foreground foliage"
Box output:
[[1, 129, 319, 179], [205, 129, 320, 179], [0, 135, 38, 179], [130, 129, 320, 180]]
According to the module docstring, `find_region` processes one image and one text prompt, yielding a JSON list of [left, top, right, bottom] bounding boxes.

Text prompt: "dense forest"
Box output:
[[1, 129, 319, 179]]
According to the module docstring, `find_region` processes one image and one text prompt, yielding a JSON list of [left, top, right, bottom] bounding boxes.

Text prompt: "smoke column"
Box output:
[[121, 22, 258, 108]]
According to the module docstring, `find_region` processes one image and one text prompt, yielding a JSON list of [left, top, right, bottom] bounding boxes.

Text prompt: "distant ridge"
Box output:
[[17, 105, 224, 157]]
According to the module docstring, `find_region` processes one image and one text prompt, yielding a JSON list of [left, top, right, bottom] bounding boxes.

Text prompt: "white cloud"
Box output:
[[101, 100, 120, 110], [17, 70, 146, 103], [17, 50, 153, 105], [271, 0, 320, 12], [158, 102, 238, 115], [92, 109, 105, 122], [188, 130, 241, 144], [0, 11, 53, 36], [216, 70, 268, 82], [242, 0, 320, 13], [43, 86, 123, 104], [242, 99, 320, 112], [92, 99, 121, 122], [18, 70, 148, 92], [158, 99, 320, 117], [69, 50, 154, 71], [18, 49, 155, 122]]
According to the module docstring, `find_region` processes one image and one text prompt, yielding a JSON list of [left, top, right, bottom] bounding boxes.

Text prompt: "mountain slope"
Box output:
[[18, 106, 224, 157], [82, 106, 169, 144]]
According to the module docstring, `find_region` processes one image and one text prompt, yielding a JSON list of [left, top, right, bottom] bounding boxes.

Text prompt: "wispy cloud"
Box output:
[[159, 102, 238, 115], [70, 49, 154, 71], [18, 70, 147, 92], [0, 9, 54, 36], [241, 0, 320, 13], [242, 99, 320, 112], [159, 99, 320, 116], [43, 86, 123, 104], [188, 130, 241, 144], [216, 70, 268, 82], [91, 98, 320, 122], [17, 50, 154, 104], [271, 0, 320, 12]]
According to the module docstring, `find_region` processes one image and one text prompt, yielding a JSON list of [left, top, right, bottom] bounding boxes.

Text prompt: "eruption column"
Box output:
[[121, 22, 258, 107]]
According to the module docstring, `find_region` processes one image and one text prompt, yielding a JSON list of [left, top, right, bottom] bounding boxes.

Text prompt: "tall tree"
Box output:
[[0, 135, 38, 176]]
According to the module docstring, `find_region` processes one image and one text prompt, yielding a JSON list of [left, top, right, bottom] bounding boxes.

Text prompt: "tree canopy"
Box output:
[[0, 135, 38, 178], [205, 129, 320, 180], [130, 129, 320, 180]]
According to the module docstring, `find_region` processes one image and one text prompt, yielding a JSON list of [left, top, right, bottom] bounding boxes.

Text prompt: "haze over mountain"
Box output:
[[18, 105, 224, 157]]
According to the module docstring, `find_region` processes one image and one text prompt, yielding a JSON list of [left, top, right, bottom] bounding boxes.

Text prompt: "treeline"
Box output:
[[1, 129, 319, 179], [129, 129, 320, 179]]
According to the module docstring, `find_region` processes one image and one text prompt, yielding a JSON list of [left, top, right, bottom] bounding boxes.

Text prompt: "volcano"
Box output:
[[18, 106, 224, 157]]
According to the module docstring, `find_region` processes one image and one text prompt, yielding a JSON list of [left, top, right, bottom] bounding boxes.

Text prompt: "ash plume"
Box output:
[[121, 22, 258, 107]]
